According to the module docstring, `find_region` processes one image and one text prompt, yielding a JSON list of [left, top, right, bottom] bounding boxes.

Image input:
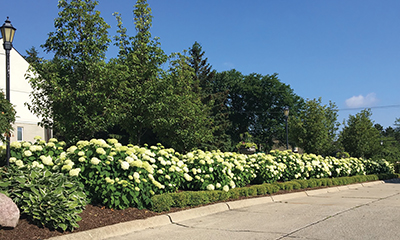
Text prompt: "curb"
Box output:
[[48, 180, 387, 240], [271, 191, 307, 202], [167, 203, 229, 223], [47, 215, 171, 240], [226, 196, 273, 209]]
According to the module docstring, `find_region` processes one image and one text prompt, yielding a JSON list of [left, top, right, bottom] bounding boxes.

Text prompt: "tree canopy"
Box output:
[[339, 109, 381, 159], [26, 0, 112, 144], [0, 91, 16, 142], [214, 70, 303, 151], [289, 98, 339, 155], [22, 0, 399, 159]]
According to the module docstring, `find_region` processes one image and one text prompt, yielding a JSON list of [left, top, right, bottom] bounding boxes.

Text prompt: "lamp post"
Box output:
[[1, 17, 16, 166], [283, 106, 289, 150]]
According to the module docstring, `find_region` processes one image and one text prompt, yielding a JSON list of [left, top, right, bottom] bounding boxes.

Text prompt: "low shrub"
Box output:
[[149, 174, 399, 212], [0, 165, 87, 231], [0, 137, 397, 224], [151, 193, 173, 212]]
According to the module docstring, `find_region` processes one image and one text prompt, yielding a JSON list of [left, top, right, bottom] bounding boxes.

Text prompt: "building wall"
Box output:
[[0, 43, 47, 143]]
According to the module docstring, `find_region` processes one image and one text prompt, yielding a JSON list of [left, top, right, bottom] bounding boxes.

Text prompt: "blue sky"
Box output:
[[1, 0, 400, 129]]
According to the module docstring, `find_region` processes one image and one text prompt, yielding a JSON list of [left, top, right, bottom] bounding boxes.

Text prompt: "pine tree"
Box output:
[[189, 42, 232, 151]]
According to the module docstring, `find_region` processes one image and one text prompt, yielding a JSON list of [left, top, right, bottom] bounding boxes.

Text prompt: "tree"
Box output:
[[375, 122, 400, 164], [289, 98, 339, 155], [189, 41, 214, 95], [111, 1, 168, 145], [0, 90, 16, 142], [111, 0, 213, 151], [26, 0, 112, 144], [188, 42, 231, 151], [214, 70, 303, 151], [339, 109, 381, 159], [151, 52, 214, 152]]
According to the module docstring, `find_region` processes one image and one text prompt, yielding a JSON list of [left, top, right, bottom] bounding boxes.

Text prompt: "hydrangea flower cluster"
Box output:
[[1, 136, 394, 209]]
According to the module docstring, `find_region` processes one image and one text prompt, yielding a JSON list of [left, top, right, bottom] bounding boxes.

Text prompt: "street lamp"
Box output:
[[1, 17, 16, 166], [283, 106, 289, 150]]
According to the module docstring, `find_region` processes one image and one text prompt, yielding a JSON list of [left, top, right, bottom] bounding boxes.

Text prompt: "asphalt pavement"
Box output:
[[49, 178, 400, 240]]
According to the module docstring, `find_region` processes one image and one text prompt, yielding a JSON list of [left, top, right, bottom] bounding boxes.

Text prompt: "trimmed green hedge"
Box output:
[[151, 173, 399, 212]]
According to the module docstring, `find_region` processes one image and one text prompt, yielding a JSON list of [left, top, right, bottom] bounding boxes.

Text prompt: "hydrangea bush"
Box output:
[[1, 137, 395, 210]]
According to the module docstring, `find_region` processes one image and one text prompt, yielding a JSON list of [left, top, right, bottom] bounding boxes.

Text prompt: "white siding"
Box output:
[[0, 43, 46, 142]]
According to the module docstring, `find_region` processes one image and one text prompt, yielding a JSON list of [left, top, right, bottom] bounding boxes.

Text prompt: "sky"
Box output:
[[1, 0, 399, 129]]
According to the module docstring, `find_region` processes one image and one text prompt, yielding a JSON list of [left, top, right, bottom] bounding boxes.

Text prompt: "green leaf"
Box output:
[[0, 181, 11, 187]]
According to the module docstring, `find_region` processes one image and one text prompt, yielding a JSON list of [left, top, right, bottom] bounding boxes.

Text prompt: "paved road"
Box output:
[[52, 179, 400, 240]]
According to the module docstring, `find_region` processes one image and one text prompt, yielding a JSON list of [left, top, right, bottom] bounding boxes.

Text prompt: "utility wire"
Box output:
[[230, 104, 400, 114], [338, 104, 400, 111]]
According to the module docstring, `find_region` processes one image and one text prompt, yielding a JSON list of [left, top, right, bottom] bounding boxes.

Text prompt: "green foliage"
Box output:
[[111, 4, 212, 152], [235, 132, 258, 150], [63, 140, 185, 210], [289, 98, 339, 155], [214, 70, 304, 151], [3, 137, 395, 214], [26, 0, 112, 144], [336, 151, 350, 158], [394, 163, 400, 173], [0, 165, 87, 232], [5, 137, 66, 168], [150, 174, 398, 212], [150, 193, 173, 212], [374, 122, 400, 164], [151, 52, 214, 152], [340, 109, 381, 159], [0, 90, 16, 143], [189, 42, 232, 152]]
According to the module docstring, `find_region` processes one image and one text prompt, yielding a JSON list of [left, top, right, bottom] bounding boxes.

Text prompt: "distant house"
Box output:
[[0, 41, 51, 142]]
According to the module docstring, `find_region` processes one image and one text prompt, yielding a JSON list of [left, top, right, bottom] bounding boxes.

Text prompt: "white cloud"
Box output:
[[345, 93, 379, 108], [223, 62, 235, 69]]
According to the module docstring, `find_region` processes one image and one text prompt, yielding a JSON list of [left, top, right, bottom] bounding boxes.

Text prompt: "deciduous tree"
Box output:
[[339, 109, 381, 158], [214, 70, 303, 151], [0, 91, 16, 142], [289, 98, 339, 155], [26, 0, 112, 144]]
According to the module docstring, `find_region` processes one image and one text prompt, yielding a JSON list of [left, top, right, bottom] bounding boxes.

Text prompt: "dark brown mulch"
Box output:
[[0, 186, 333, 240]]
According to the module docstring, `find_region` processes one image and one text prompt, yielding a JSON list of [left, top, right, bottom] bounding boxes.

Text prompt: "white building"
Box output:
[[0, 42, 49, 142]]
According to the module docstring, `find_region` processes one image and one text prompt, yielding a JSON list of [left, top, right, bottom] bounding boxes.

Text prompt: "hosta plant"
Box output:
[[0, 165, 87, 231]]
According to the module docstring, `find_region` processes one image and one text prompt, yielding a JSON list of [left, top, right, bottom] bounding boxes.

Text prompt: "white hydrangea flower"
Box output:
[[47, 142, 55, 148], [69, 168, 81, 177], [96, 147, 106, 155], [223, 185, 230, 192], [121, 161, 129, 170], [40, 155, 54, 166], [67, 146, 78, 154], [107, 138, 118, 145], [23, 150, 32, 157], [91, 157, 101, 165], [15, 160, 24, 167], [183, 173, 193, 181], [206, 184, 215, 191]]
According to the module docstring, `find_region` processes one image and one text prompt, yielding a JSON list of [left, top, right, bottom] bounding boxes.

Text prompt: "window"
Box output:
[[17, 127, 23, 141]]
